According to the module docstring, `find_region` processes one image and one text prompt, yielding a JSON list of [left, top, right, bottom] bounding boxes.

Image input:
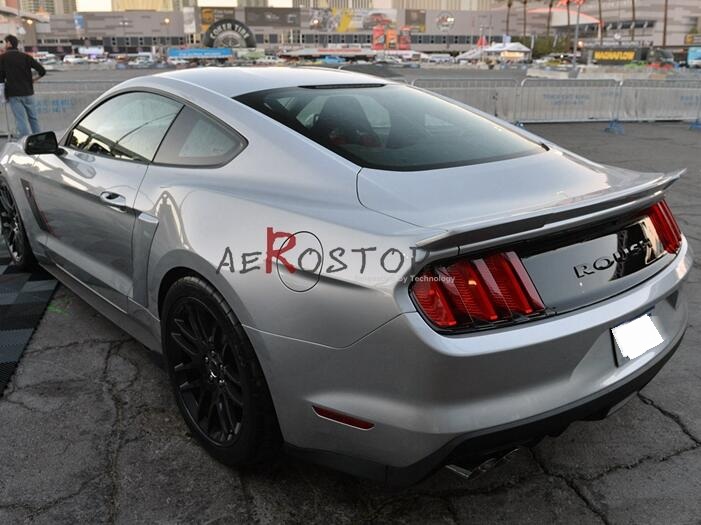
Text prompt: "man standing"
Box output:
[[0, 35, 45, 136]]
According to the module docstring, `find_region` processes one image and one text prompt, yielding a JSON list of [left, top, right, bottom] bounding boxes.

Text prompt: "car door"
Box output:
[[29, 91, 183, 311]]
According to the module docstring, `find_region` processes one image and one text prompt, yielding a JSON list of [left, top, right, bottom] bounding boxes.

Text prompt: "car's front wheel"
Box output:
[[161, 276, 281, 466], [0, 179, 36, 271]]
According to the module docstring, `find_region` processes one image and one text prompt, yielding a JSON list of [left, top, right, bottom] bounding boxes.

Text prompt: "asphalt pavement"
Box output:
[[0, 122, 700, 524]]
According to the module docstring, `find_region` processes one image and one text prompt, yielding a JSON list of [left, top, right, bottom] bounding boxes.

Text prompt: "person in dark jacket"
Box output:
[[0, 34, 46, 136]]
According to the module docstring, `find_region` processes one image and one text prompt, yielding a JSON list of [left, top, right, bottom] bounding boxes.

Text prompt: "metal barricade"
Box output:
[[33, 92, 104, 133], [1, 92, 103, 137], [412, 78, 519, 121], [618, 79, 701, 122], [34, 80, 122, 94], [516, 78, 620, 124], [2, 81, 118, 137]]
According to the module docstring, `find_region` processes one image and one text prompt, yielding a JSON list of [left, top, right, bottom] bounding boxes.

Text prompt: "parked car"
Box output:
[[62, 54, 87, 65], [167, 57, 189, 66], [427, 53, 454, 64], [0, 68, 690, 485], [128, 57, 155, 68]]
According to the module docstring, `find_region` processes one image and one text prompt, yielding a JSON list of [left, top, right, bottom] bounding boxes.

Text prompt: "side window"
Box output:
[[153, 106, 245, 166], [67, 92, 182, 162]]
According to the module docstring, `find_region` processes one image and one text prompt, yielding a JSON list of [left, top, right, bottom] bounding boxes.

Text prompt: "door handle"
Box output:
[[99, 191, 128, 210]]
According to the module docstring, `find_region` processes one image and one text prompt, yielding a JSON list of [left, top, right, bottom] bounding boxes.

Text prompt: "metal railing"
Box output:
[[412, 78, 519, 121], [412, 77, 701, 130], [3, 77, 701, 137]]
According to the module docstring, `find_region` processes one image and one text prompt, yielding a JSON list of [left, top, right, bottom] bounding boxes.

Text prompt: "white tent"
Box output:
[[457, 42, 532, 62]]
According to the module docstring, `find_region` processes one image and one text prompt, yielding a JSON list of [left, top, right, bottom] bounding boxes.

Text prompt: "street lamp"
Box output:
[[118, 17, 131, 39], [162, 17, 171, 44]]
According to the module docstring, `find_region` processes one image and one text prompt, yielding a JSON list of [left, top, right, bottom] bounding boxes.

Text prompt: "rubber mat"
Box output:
[[0, 241, 56, 397]]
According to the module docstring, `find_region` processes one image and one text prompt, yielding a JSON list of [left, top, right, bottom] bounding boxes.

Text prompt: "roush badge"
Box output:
[[574, 237, 653, 278]]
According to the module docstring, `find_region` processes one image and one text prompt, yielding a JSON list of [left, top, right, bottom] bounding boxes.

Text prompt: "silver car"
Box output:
[[0, 68, 691, 485]]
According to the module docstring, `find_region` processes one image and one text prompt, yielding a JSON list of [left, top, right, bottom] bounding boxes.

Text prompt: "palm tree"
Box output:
[[505, 0, 514, 36], [631, 0, 636, 41], [522, 0, 528, 37], [546, 0, 555, 38], [662, 0, 669, 45]]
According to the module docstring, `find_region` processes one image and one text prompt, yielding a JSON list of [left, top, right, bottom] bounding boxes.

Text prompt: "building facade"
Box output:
[[23, 1, 700, 54], [492, 0, 700, 46]]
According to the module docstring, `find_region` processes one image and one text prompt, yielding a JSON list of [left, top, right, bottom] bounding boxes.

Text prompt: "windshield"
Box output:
[[235, 84, 542, 171]]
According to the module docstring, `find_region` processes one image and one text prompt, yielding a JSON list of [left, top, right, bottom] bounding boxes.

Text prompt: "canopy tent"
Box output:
[[456, 42, 532, 62]]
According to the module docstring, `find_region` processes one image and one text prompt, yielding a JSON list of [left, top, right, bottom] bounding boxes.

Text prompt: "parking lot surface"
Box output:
[[1, 122, 700, 524]]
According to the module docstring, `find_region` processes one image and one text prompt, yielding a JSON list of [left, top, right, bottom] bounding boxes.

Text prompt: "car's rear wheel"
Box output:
[[0, 179, 36, 271], [161, 276, 281, 466]]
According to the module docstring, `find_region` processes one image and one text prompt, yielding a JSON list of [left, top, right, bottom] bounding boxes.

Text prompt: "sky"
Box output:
[[76, 0, 112, 10]]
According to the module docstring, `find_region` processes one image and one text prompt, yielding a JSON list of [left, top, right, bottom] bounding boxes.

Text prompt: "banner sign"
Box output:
[[307, 8, 397, 33], [246, 8, 301, 28], [202, 19, 257, 48], [168, 47, 234, 59], [405, 10, 425, 33], [592, 48, 636, 64]]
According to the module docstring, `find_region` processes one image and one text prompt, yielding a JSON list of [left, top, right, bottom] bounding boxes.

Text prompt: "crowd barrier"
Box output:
[[412, 78, 519, 121], [2, 78, 701, 137], [412, 77, 701, 130]]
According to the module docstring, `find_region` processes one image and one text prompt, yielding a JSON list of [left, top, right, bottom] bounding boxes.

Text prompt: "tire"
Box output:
[[161, 276, 281, 466], [0, 179, 37, 271]]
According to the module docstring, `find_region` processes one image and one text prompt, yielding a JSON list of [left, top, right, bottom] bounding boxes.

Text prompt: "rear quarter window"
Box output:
[[154, 106, 246, 167]]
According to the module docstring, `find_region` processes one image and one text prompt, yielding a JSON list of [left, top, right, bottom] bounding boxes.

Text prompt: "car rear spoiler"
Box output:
[[416, 169, 685, 254]]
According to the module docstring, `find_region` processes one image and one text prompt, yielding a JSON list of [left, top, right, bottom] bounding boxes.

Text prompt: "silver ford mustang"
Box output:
[[0, 68, 691, 485]]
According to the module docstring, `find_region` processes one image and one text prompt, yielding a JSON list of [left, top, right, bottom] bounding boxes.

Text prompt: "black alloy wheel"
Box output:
[[162, 276, 280, 465], [0, 180, 36, 270]]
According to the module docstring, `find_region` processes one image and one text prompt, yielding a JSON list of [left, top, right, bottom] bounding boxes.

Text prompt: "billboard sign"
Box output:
[[246, 8, 301, 28], [73, 14, 85, 32], [405, 9, 426, 33], [203, 19, 257, 48], [183, 6, 196, 34], [200, 7, 236, 34], [592, 48, 636, 64], [307, 8, 397, 33], [372, 25, 385, 50]]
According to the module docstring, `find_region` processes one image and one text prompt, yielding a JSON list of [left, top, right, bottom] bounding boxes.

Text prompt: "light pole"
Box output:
[[163, 17, 171, 43], [118, 17, 131, 39], [662, 0, 669, 46], [570, 0, 584, 74]]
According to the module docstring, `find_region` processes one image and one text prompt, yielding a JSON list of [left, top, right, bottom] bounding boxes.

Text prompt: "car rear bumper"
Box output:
[[247, 239, 692, 485], [285, 331, 684, 485]]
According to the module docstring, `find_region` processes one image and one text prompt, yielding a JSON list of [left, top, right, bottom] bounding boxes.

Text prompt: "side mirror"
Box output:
[[23, 131, 64, 156]]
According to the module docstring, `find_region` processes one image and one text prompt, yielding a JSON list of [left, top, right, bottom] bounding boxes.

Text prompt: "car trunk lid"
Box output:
[[358, 150, 684, 316]]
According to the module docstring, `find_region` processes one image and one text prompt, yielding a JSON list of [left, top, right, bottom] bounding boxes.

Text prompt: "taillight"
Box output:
[[411, 251, 545, 331], [648, 200, 682, 254]]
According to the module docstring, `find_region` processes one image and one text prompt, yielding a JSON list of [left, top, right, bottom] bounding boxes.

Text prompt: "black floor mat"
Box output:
[[0, 242, 56, 397]]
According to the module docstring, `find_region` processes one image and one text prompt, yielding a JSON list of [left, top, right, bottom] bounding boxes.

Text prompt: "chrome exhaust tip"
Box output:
[[445, 447, 522, 481]]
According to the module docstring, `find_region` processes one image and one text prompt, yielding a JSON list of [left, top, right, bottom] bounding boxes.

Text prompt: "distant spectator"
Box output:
[[0, 34, 46, 136]]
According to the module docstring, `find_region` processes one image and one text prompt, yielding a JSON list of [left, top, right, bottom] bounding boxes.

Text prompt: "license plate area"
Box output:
[[611, 313, 663, 366]]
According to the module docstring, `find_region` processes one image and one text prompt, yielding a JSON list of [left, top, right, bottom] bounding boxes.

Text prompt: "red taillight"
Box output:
[[649, 200, 682, 254], [411, 251, 545, 331], [412, 273, 458, 327]]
